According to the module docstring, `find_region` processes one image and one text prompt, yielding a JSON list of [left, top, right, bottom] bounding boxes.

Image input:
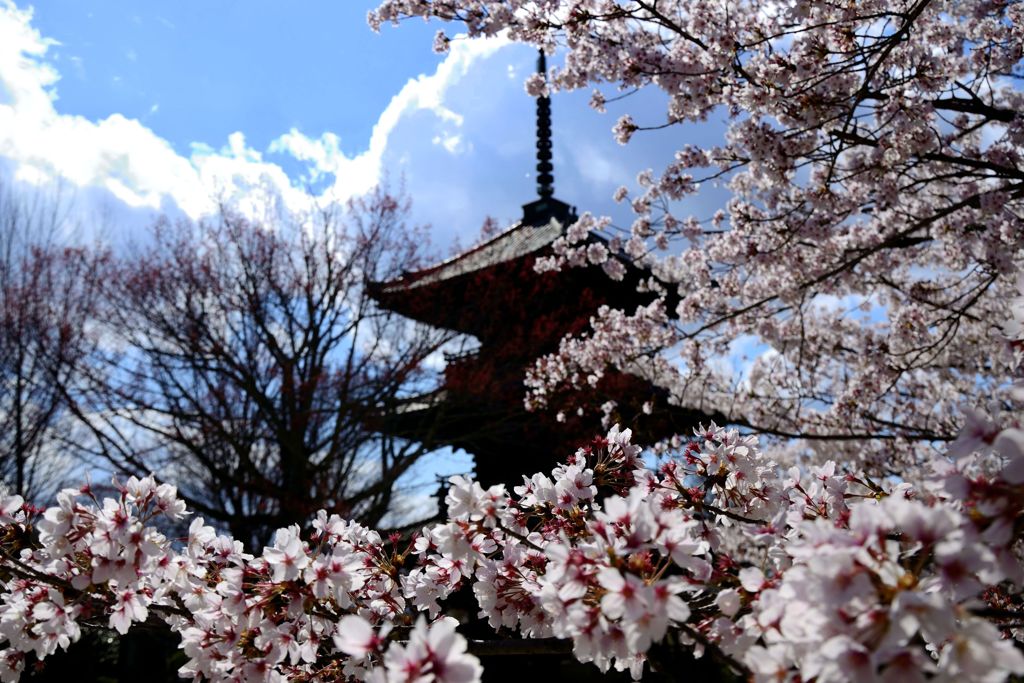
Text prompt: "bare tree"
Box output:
[[70, 189, 451, 547], [0, 182, 104, 499]]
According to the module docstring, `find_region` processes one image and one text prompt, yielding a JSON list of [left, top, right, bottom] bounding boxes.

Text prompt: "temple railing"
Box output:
[[443, 347, 480, 364]]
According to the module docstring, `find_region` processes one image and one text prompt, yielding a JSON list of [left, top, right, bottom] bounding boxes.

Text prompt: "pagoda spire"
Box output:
[[521, 50, 576, 227], [535, 50, 554, 200]]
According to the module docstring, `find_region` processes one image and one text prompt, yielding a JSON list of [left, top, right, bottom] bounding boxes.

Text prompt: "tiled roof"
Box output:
[[377, 218, 563, 293]]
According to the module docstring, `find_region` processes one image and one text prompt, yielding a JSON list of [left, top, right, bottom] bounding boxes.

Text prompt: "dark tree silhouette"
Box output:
[[70, 190, 451, 547], [0, 183, 105, 499]]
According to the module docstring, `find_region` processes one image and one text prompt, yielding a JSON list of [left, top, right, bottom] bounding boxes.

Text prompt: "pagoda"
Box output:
[[369, 53, 709, 487]]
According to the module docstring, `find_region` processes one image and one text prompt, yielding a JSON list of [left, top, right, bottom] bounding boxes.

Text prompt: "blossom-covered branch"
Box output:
[[3, 406, 1024, 681], [370, 0, 1024, 473]]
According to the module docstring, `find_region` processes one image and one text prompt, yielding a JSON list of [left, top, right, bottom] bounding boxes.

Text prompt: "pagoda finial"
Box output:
[[535, 50, 554, 200], [522, 50, 575, 227]]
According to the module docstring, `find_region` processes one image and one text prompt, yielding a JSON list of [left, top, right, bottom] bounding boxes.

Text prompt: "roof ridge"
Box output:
[[375, 218, 565, 292]]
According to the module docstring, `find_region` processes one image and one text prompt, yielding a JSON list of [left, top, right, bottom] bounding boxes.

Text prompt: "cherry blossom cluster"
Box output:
[[369, 0, 1024, 474], [2, 414, 1024, 681], [404, 418, 1024, 680], [0, 477, 480, 683]]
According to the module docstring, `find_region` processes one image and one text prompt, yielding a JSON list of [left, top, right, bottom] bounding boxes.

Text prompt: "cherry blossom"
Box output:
[[3, 411, 1024, 681], [263, 525, 310, 582], [370, 0, 1024, 482]]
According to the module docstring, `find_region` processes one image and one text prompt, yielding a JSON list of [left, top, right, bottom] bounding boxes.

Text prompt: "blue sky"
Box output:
[[0, 0, 729, 251], [31, 3, 441, 162]]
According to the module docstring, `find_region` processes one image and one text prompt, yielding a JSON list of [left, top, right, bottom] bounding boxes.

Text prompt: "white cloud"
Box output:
[[0, 0, 510, 226], [267, 34, 508, 201], [267, 130, 343, 183], [0, 1, 211, 216], [431, 132, 464, 154], [0, 2, 58, 112]]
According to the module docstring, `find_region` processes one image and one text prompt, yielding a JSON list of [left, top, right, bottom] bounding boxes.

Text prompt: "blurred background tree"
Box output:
[[59, 188, 451, 548], [0, 182, 105, 501]]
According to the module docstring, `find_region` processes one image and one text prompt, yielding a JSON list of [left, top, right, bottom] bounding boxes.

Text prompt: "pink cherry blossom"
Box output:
[[262, 525, 310, 582], [3, 410, 1024, 682]]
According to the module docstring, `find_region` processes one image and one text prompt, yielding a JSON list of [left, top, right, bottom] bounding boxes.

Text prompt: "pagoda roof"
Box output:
[[375, 218, 564, 295], [388, 388, 449, 415]]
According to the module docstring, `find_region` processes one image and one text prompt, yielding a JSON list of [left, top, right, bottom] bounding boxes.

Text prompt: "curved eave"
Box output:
[[375, 219, 564, 294]]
